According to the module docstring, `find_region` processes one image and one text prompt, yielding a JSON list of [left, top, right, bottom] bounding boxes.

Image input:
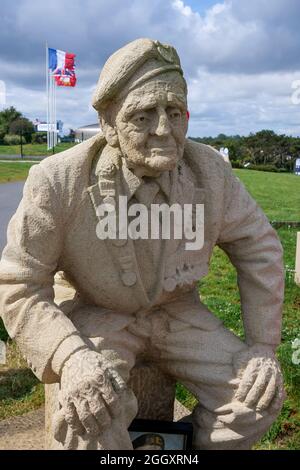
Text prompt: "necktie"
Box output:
[[134, 172, 171, 205]]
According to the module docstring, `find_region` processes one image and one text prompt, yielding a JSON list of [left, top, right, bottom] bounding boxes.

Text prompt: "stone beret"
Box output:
[[92, 38, 184, 112]]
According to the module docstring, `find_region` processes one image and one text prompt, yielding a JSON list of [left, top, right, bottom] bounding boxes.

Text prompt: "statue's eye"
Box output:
[[132, 113, 148, 125], [168, 108, 182, 119]]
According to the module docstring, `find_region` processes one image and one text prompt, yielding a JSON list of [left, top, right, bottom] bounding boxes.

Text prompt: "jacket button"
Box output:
[[103, 196, 115, 207], [121, 272, 137, 286], [164, 277, 177, 292]]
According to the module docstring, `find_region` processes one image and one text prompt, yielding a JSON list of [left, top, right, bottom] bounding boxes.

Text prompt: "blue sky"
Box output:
[[185, 0, 217, 13], [1, 0, 300, 137]]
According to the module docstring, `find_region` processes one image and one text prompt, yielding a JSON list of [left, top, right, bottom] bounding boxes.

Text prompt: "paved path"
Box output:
[[0, 408, 45, 450], [0, 401, 189, 450], [0, 181, 24, 254], [0, 160, 40, 163], [0, 155, 45, 160]]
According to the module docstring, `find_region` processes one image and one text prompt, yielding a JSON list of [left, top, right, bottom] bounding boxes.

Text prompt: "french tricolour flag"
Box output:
[[48, 48, 76, 87]]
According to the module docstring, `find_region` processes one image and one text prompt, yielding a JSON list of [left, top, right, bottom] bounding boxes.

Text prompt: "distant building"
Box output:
[[295, 158, 300, 176], [32, 118, 63, 136], [75, 123, 100, 142]]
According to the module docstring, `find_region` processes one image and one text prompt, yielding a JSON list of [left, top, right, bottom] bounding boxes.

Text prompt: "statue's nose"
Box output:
[[151, 108, 171, 137]]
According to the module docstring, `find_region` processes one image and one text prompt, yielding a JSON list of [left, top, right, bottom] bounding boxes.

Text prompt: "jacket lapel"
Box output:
[[162, 157, 208, 292], [87, 157, 151, 309]]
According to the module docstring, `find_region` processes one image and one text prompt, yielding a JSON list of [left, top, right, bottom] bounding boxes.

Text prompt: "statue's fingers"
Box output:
[[270, 373, 286, 413], [73, 397, 101, 435], [215, 400, 254, 425], [234, 362, 258, 402], [99, 382, 122, 418], [64, 426, 79, 450], [53, 409, 68, 443], [244, 367, 273, 408], [64, 400, 85, 435], [105, 368, 127, 394], [214, 403, 235, 415], [88, 394, 112, 429], [256, 372, 277, 411], [115, 388, 138, 424], [217, 412, 236, 425]]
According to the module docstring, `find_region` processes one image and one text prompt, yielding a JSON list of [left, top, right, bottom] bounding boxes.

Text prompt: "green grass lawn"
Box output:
[[0, 142, 75, 157], [0, 162, 38, 183], [0, 167, 300, 448], [234, 169, 300, 222]]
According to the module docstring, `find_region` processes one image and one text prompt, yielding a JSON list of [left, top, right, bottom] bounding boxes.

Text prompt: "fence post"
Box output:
[[20, 129, 23, 159], [295, 232, 300, 286]]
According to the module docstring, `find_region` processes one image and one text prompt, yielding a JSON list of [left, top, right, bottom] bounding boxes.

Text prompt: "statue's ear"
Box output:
[[101, 118, 119, 148]]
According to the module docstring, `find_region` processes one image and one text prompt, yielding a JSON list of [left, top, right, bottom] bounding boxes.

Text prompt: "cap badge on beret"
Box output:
[[155, 40, 178, 64]]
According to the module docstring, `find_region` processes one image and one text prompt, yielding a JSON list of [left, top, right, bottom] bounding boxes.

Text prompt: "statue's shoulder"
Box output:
[[37, 133, 106, 190], [184, 138, 231, 179]]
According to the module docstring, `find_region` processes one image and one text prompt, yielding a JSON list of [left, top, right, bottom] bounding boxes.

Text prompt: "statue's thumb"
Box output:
[[53, 409, 68, 443]]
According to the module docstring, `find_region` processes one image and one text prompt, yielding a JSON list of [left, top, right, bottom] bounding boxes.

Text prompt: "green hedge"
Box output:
[[3, 134, 26, 145], [231, 161, 289, 173]]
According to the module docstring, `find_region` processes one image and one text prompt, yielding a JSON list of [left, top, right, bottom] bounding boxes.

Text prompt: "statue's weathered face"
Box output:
[[113, 77, 188, 175]]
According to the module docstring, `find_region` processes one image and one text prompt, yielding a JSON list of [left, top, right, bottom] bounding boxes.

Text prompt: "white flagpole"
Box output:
[[50, 73, 53, 149], [51, 74, 54, 149], [51, 74, 53, 148], [54, 78, 57, 146], [49, 73, 52, 149], [53, 75, 56, 147], [46, 42, 50, 150]]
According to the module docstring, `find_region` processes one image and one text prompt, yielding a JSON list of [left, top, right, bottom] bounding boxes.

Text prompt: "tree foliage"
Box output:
[[0, 106, 22, 142], [0, 107, 35, 143], [191, 130, 299, 171], [9, 118, 35, 143]]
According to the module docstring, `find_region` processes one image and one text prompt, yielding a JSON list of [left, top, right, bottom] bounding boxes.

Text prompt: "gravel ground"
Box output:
[[0, 401, 190, 450]]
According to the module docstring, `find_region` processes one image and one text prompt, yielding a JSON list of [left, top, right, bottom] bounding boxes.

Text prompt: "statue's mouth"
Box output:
[[150, 147, 176, 156]]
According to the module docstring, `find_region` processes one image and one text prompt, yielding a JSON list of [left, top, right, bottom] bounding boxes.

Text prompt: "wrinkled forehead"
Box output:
[[116, 74, 187, 116]]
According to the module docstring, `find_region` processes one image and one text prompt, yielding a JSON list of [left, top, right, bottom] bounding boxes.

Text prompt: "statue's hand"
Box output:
[[233, 344, 285, 412], [56, 349, 126, 443]]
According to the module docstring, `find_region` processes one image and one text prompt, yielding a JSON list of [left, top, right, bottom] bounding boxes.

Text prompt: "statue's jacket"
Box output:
[[0, 134, 284, 382]]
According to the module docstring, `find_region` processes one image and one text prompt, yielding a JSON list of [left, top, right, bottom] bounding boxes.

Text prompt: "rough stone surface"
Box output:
[[0, 38, 285, 450], [0, 401, 190, 450]]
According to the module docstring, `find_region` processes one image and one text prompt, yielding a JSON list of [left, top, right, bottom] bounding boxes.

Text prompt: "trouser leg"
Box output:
[[48, 305, 144, 450], [149, 299, 283, 450]]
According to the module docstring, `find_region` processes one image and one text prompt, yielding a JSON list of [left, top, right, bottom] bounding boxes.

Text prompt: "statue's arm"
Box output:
[[216, 166, 284, 348], [0, 164, 87, 383]]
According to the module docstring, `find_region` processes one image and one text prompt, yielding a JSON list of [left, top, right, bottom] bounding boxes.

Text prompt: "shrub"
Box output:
[[231, 160, 244, 169], [3, 134, 26, 145], [248, 164, 281, 173], [9, 117, 35, 143], [31, 132, 47, 144]]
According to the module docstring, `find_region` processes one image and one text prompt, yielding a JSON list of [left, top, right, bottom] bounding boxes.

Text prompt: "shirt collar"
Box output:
[[95, 144, 173, 203], [122, 163, 172, 204]]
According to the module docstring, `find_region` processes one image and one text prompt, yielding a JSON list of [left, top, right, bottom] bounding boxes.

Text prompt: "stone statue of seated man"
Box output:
[[0, 38, 285, 450]]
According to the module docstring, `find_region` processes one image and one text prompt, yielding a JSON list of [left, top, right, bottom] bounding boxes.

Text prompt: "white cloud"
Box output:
[[1, 0, 300, 136], [187, 70, 300, 136]]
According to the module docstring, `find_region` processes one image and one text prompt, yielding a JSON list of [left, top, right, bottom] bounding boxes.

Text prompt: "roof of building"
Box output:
[[75, 123, 100, 132]]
